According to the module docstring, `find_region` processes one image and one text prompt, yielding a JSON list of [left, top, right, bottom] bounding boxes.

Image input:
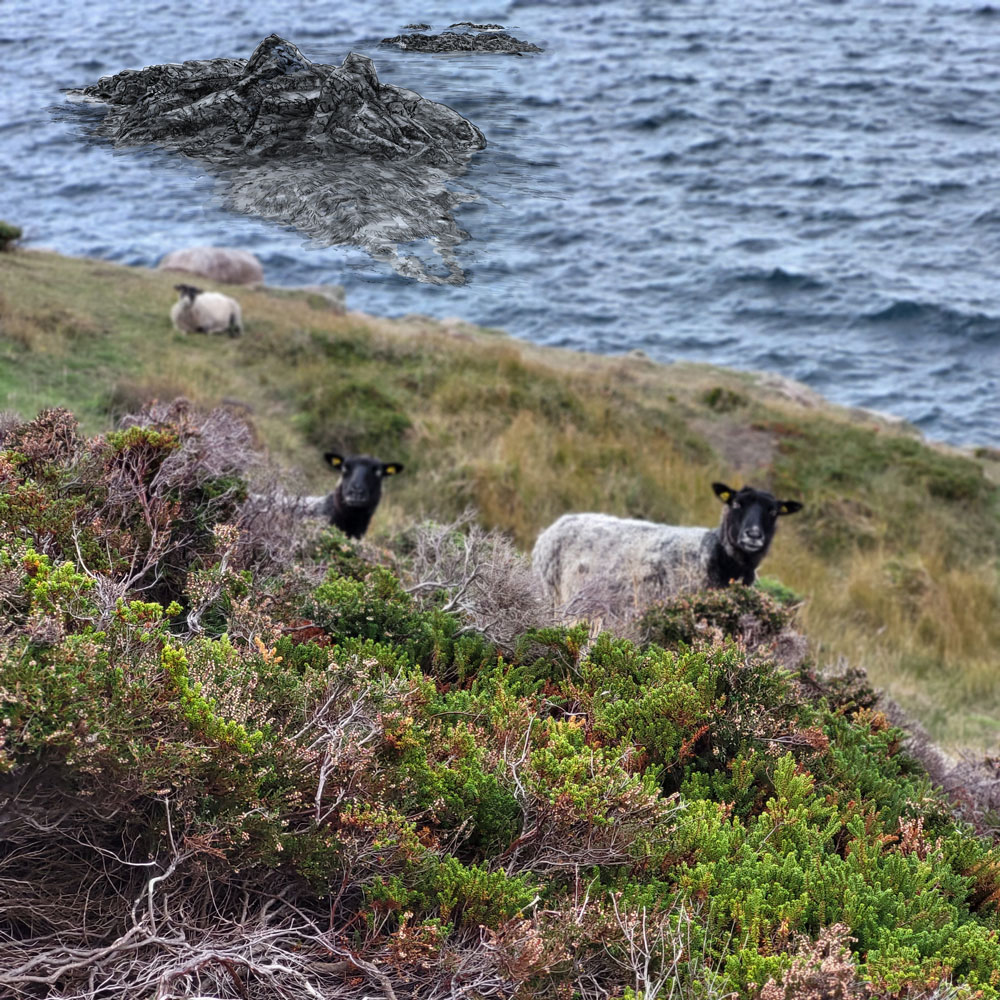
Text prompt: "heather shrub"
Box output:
[[309, 524, 378, 581], [640, 582, 799, 649], [0, 220, 21, 251], [759, 923, 864, 999], [4, 406, 1000, 999], [0, 403, 263, 615]]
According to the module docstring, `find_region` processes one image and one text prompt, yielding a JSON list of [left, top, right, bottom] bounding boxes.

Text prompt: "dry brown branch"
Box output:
[[555, 557, 712, 640], [404, 512, 548, 649], [292, 659, 402, 827]]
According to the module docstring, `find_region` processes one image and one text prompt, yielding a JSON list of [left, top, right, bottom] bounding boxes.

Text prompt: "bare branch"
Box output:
[[403, 512, 548, 650]]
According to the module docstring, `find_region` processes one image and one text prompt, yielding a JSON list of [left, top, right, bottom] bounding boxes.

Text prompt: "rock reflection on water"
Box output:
[[67, 35, 486, 284]]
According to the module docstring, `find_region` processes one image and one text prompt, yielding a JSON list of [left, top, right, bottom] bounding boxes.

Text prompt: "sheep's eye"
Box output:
[[341, 464, 351, 474], [731, 500, 740, 509]]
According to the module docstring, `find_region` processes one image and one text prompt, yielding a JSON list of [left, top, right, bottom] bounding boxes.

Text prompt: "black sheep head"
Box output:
[[713, 482, 802, 559], [325, 452, 404, 509], [174, 283, 203, 302]]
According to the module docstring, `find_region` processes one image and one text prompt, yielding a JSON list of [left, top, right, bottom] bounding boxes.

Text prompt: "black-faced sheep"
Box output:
[[170, 283, 243, 337], [311, 452, 404, 538], [531, 483, 803, 615]]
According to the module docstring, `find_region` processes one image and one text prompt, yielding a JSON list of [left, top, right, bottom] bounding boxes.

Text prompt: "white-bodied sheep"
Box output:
[[170, 283, 243, 337], [532, 483, 803, 617]]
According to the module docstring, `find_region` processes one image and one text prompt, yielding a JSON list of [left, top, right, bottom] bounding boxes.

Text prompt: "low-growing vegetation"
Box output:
[[2, 248, 998, 748], [3, 406, 1000, 999], [0, 221, 22, 252]]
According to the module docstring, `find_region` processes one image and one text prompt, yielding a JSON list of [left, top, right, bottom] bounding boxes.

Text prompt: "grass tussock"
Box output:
[[2, 247, 1000, 750]]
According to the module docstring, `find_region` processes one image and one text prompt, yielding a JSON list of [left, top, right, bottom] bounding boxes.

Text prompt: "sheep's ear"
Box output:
[[712, 482, 734, 503], [778, 500, 803, 516], [324, 452, 344, 470], [382, 462, 403, 476]]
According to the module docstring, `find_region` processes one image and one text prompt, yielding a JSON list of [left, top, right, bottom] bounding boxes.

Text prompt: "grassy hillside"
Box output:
[[2, 246, 1000, 748]]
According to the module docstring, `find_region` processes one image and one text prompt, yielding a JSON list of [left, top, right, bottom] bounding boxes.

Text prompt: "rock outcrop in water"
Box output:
[[381, 28, 543, 54], [71, 35, 487, 285]]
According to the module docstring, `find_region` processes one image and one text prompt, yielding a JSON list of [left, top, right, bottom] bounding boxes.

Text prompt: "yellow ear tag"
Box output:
[[384, 465, 399, 475], [720, 491, 731, 502]]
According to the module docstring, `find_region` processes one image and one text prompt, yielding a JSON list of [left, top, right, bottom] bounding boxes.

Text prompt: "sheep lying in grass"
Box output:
[[170, 283, 243, 337], [298, 452, 404, 538], [532, 482, 803, 618]]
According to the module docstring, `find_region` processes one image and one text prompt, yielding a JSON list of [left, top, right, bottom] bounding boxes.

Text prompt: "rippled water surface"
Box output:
[[3, 0, 1000, 444]]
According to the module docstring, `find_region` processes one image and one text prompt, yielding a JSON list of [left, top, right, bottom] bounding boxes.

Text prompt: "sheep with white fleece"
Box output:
[[532, 482, 803, 618], [170, 283, 243, 337]]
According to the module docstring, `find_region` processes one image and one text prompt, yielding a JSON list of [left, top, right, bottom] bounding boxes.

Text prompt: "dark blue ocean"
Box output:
[[3, 0, 1000, 446]]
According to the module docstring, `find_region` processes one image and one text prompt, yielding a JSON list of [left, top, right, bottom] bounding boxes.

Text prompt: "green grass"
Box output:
[[3, 246, 1000, 750]]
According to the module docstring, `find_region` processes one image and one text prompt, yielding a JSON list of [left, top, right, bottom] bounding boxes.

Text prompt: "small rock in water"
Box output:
[[381, 30, 542, 53]]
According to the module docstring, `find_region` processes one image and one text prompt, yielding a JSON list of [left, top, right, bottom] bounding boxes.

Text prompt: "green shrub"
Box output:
[[640, 583, 798, 649], [702, 385, 747, 412], [298, 376, 412, 455], [370, 856, 538, 927], [0, 220, 21, 251]]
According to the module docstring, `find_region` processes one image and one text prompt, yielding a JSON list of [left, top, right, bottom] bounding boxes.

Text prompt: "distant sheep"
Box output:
[[170, 283, 243, 337], [532, 483, 803, 616], [299, 452, 404, 538]]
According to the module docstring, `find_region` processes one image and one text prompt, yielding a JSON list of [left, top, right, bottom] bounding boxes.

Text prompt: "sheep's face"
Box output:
[[325, 452, 404, 508], [174, 283, 203, 302], [713, 482, 802, 556]]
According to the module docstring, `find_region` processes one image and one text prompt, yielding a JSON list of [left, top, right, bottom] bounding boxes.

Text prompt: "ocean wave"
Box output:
[[643, 72, 698, 85], [628, 108, 701, 130], [935, 113, 988, 129], [860, 300, 1000, 340], [731, 267, 825, 292], [972, 208, 1000, 226]]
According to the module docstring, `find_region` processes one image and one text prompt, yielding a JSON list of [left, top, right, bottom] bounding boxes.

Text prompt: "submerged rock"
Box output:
[[69, 35, 487, 284], [380, 30, 543, 54]]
